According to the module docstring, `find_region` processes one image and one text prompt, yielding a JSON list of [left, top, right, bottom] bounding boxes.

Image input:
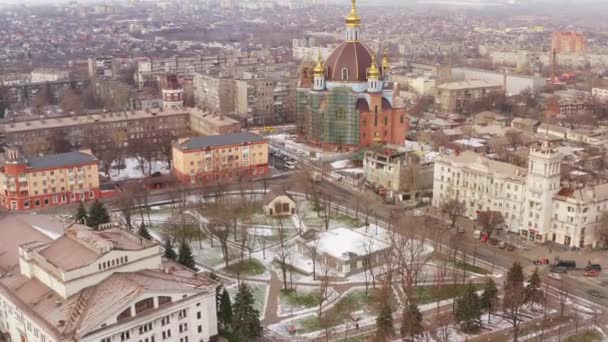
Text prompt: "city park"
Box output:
[[74, 177, 604, 342]]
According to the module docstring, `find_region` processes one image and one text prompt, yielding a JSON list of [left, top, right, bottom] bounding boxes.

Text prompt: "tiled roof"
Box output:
[[28, 151, 97, 170], [176, 132, 265, 151]]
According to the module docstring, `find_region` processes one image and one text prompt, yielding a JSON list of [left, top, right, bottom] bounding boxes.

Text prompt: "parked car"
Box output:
[[552, 266, 568, 274], [553, 260, 576, 271], [285, 161, 297, 170], [413, 209, 424, 217], [473, 230, 482, 239], [548, 273, 562, 280], [584, 270, 600, 277], [456, 226, 465, 234], [498, 241, 507, 249], [506, 244, 516, 252], [489, 237, 498, 245], [584, 264, 602, 272]]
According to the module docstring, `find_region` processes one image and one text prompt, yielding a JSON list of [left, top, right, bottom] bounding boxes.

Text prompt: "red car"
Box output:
[[584, 270, 600, 277]]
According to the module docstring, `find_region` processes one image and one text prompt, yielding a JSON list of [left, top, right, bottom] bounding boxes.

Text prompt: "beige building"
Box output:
[[193, 72, 236, 114], [0, 108, 245, 156], [172, 132, 269, 184], [0, 215, 218, 342], [189, 112, 241, 136], [263, 189, 296, 216], [30, 68, 69, 83], [0, 148, 100, 211], [363, 146, 433, 202], [435, 80, 503, 113]]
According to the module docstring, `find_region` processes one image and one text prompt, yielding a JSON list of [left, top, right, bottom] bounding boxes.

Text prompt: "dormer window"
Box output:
[[341, 68, 349, 81]]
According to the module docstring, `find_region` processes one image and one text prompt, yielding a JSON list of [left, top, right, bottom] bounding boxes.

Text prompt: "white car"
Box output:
[[548, 273, 562, 280], [285, 161, 297, 170], [413, 209, 424, 217]]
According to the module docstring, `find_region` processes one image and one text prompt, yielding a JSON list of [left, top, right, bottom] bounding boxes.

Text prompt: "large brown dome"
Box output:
[[325, 41, 379, 82]]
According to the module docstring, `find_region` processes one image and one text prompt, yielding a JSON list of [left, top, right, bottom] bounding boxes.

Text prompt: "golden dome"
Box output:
[[314, 52, 324, 76], [368, 54, 380, 79], [345, 0, 361, 28], [382, 48, 390, 72]]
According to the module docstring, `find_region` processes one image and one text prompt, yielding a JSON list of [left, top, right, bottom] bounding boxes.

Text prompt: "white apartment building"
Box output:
[[30, 69, 70, 83], [433, 143, 606, 247], [0, 215, 218, 342], [292, 38, 334, 61], [592, 87, 608, 102]]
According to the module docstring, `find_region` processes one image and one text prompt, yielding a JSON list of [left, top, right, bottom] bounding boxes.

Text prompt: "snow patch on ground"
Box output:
[[331, 159, 349, 169], [109, 158, 169, 181]]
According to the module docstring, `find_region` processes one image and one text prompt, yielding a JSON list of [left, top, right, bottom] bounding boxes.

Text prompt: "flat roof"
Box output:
[[176, 132, 265, 151], [28, 151, 97, 170], [438, 79, 502, 90]]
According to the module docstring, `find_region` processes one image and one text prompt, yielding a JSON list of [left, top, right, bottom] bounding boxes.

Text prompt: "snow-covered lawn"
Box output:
[[297, 200, 365, 230], [108, 158, 169, 181], [191, 239, 237, 269], [277, 286, 339, 317]]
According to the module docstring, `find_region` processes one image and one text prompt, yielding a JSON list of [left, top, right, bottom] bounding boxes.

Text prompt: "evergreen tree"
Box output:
[[232, 283, 262, 341], [218, 288, 233, 334], [137, 221, 152, 240], [480, 278, 498, 323], [504, 262, 526, 342], [163, 237, 177, 260], [375, 282, 394, 341], [87, 200, 110, 228], [455, 283, 481, 332], [177, 240, 196, 269], [525, 268, 542, 308], [400, 303, 423, 340], [75, 201, 88, 224]]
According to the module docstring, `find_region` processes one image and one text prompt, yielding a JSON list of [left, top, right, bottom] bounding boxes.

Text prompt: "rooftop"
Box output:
[[438, 79, 502, 91], [175, 131, 266, 151], [27, 150, 97, 170], [440, 150, 527, 179], [312, 228, 389, 261]]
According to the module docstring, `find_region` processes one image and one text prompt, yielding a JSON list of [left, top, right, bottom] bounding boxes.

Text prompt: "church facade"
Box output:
[[296, 0, 408, 149]]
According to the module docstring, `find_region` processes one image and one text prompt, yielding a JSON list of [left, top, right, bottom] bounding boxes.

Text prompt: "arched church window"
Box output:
[[374, 107, 378, 127], [342, 68, 349, 81]]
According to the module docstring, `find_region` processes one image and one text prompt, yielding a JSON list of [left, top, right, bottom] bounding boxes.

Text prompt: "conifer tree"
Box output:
[[455, 282, 481, 332], [525, 268, 542, 308], [218, 288, 233, 334], [87, 200, 110, 228], [138, 221, 152, 240], [177, 240, 196, 269], [375, 283, 394, 341], [480, 278, 498, 323], [232, 283, 262, 341], [163, 237, 177, 260], [504, 262, 526, 342], [75, 201, 88, 224], [401, 303, 423, 340]]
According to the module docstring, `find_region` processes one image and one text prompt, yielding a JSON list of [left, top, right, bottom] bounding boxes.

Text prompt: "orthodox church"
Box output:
[[297, 0, 408, 149]]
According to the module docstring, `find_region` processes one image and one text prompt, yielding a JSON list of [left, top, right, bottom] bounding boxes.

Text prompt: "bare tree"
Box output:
[[503, 262, 526, 342], [476, 210, 505, 238], [114, 183, 138, 230], [362, 238, 377, 297], [23, 135, 51, 157], [317, 259, 331, 325], [392, 218, 430, 307], [273, 217, 292, 290], [505, 129, 524, 149], [318, 192, 333, 231], [306, 232, 320, 280], [440, 199, 466, 230], [60, 88, 85, 114]]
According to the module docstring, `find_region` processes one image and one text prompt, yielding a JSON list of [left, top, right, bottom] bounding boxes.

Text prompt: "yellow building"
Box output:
[[172, 132, 269, 184], [0, 147, 100, 210]]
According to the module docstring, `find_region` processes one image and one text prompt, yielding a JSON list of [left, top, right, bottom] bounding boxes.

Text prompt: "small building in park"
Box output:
[[296, 227, 390, 277], [263, 189, 296, 216]]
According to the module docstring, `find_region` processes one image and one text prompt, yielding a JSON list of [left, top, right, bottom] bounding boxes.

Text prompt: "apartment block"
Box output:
[[433, 143, 608, 247], [0, 147, 100, 211], [172, 132, 269, 184], [435, 80, 503, 113]]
